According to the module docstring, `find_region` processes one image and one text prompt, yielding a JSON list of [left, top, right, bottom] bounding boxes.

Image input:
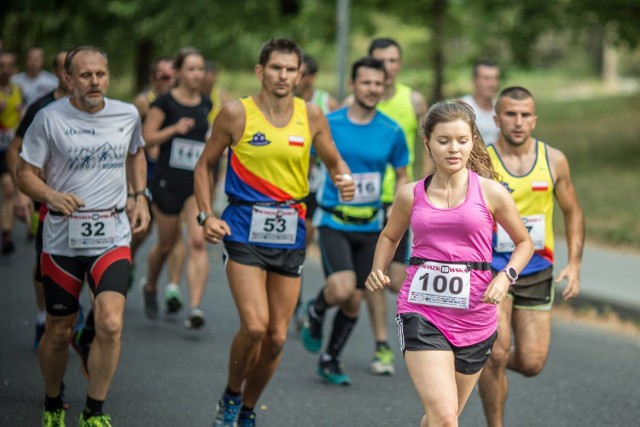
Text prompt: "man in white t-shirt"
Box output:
[[11, 45, 59, 107], [17, 45, 150, 427], [461, 60, 500, 145]]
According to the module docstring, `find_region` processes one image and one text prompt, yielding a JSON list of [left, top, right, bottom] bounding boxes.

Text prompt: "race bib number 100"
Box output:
[[68, 211, 117, 248], [249, 206, 298, 244], [407, 261, 471, 309]]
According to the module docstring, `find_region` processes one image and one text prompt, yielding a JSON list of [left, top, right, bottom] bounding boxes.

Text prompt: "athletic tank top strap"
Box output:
[[311, 89, 330, 114], [226, 96, 312, 202], [410, 170, 493, 264], [378, 82, 418, 202], [488, 141, 555, 273]]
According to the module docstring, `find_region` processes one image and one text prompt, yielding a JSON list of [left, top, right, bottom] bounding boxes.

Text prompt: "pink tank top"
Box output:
[[396, 170, 496, 347]]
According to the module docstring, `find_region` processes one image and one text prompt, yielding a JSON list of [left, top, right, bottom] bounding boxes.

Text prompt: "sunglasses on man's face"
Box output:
[[157, 75, 173, 81]]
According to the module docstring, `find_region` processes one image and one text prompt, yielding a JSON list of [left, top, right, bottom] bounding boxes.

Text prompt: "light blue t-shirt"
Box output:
[[313, 107, 408, 232]]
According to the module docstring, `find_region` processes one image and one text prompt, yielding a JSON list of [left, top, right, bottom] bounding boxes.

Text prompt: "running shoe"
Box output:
[[140, 277, 158, 320], [317, 357, 351, 386], [237, 410, 256, 427], [213, 394, 242, 427], [164, 283, 183, 314], [79, 413, 112, 427], [42, 408, 66, 427], [1, 237, 15, 255], [300, 300, 323, 353], [369, 346, 395, 375], [185, 307, 205, 329], [33, 322, 45, 350]]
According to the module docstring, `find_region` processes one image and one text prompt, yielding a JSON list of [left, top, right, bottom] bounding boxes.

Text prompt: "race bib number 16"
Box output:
[[407, 261, 471, 309]]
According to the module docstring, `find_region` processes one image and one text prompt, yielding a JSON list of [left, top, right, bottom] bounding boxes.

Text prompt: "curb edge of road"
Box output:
[[554, 290, 640, 324]]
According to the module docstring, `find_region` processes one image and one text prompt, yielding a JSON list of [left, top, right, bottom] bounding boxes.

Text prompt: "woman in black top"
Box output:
[[142, 47, 212, 329]]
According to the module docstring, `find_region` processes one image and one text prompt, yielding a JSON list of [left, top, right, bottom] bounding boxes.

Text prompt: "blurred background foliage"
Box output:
[[3, 0, 640, 248]]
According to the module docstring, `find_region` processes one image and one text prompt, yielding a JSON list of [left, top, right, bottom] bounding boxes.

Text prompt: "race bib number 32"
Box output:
[[249, 206, 298, 244], [68, 211, 117, 248], [407, 261, 471, 309]]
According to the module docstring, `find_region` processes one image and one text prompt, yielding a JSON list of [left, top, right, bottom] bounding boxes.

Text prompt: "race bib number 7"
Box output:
[[495, 214, 545, 252], [407, 261, 471, 309], [68, 211, 117, 248], [249, 206, 298, 244]]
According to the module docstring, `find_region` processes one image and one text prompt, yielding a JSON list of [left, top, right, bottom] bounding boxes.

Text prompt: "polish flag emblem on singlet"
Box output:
[[531, 181, 549, 192], [288, 136, 304, 147]]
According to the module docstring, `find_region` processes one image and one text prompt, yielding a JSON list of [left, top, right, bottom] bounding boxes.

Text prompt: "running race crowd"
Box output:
[[0, 37, 584, 427]]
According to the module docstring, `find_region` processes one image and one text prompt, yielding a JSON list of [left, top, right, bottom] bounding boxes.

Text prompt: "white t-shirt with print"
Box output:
[[460, 95, 499, 145], [21, 97, 144, 256]]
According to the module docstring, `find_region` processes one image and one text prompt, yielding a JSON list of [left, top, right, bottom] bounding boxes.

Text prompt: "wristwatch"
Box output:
[[197, 211, 212, 226], [502, 267, 518, 285], [134, 188, 153, 202]]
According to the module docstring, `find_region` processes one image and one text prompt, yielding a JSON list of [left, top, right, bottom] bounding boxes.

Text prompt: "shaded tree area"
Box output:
[[2, 0, 639, 95]]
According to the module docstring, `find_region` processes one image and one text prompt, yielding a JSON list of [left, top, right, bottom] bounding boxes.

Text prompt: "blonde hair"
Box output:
[[421, 99, 498, 180]]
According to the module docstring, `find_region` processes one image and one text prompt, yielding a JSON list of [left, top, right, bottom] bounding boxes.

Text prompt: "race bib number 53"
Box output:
[[68, 211, 116, 248], [249, 206, 298, 244], [407, 261, 471, 309]]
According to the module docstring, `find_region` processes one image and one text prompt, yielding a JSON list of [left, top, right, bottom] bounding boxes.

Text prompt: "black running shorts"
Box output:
[[492, 266, 554, 310], [317, 226, 380, 290], [41, 246, 132, 316], [222, 240, 306, 278], [396, 312, 498, 374]]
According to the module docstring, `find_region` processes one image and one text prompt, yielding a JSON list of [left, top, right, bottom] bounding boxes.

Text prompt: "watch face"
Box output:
[[197, 212, 208, 225], [507, 267, 517, 280]]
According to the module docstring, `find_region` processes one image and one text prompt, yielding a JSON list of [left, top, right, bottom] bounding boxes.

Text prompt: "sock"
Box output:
[[376, 341, 391, 351], [326, 310, 358, 359], [224, 386, 241, 398], [83, 396, 104, 418], [313, 288, 330, 316], [240, 405, 255, 418], [44, 393, 64, 411]]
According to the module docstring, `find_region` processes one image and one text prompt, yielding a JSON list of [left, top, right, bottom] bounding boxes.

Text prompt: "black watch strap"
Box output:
[[134, 188, 152, 202]]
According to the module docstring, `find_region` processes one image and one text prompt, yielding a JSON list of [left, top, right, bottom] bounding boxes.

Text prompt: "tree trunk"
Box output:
[[429, 0, 447, 104], [135, 39, 154, 94]]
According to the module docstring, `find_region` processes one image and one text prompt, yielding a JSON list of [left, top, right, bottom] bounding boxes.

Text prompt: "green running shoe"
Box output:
[[369, 346, 395, 375], [42, 408, 65, 427], [79, 413, 112, 427]]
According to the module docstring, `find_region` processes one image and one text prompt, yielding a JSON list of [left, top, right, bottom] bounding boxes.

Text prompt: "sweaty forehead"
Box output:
[[266, 51, 300, 67], [72, 52, 108, 72]]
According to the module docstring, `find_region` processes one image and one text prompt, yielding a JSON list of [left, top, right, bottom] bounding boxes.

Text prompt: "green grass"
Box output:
[[536, 94, 640, 249]]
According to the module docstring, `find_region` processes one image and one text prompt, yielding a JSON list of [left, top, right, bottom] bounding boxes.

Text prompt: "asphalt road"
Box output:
[[1, 223, 639, 426]]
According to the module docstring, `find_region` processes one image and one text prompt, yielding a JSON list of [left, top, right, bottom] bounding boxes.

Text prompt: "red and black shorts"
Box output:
[[40, 246, 132, 316]]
